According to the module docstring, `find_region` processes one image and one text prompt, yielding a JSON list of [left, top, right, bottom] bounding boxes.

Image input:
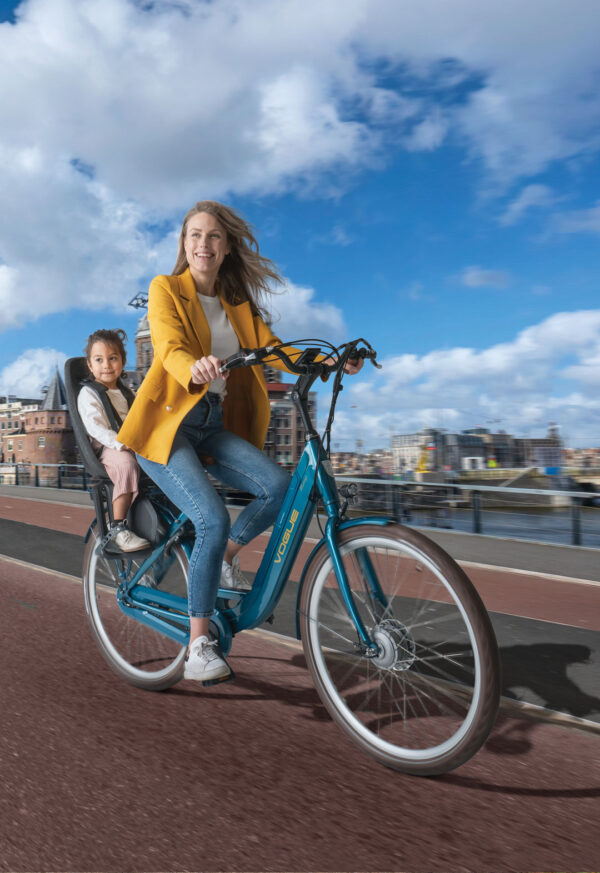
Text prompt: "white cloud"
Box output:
[[265, 282, 347, 342], [551, 201, 600, 235], [460, 266, 511, 288], [405, 108, 449, 152], [0, 0, 599, 334], [0, 348, 67, 398], [327, 310, 600, 448], [499, 184, 558, 226]]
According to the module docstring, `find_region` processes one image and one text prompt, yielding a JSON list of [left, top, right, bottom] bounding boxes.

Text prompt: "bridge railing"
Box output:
[[332, 476, 600, 548], [0, 462, 88, 490], [1, 463, 599, 549]]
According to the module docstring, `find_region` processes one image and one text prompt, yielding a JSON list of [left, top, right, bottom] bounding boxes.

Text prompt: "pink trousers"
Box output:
[[100, 446, 140, 503]]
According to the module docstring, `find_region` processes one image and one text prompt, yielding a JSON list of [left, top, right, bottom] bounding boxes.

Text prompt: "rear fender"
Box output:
[[83, 517, 97, 544]]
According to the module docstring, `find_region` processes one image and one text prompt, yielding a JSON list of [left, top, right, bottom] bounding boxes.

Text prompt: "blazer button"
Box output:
[[165, 405, 172, 412]]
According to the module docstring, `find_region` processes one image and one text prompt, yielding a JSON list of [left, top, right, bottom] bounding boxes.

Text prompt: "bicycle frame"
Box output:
[[100, 347, 388, 654]]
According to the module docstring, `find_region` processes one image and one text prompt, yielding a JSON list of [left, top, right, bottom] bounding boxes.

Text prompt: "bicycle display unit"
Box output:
[[68, 339, 501, 776]]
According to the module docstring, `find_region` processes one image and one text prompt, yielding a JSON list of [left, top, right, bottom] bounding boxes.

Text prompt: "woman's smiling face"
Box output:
[[184, 212, 230, 286]]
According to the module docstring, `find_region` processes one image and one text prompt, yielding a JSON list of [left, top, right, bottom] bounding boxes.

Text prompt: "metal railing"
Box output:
[[0, 462, 88, 490], [335, 476, 600, 548], [1, 463, 599, 549]]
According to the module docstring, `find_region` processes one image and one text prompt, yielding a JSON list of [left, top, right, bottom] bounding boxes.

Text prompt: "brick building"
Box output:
[[0, 368, 77, 466], [0, 396, 40, 462]]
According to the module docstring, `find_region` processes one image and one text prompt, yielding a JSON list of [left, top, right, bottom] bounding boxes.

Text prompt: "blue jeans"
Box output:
[[137, 393, 290, 618]]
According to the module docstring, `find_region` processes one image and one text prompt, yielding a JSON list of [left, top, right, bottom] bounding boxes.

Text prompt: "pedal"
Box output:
[[201, 667, 236, 687]]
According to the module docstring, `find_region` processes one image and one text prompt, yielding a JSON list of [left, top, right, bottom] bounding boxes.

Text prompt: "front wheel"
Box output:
[[299, 524, 501, 775], [83, 534, 188, 690]]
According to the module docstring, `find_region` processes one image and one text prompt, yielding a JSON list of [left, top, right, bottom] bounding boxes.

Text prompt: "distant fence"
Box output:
[[1, 463, 599, 549], [0, 462, 88, 490], [335, 476, 600, 549]]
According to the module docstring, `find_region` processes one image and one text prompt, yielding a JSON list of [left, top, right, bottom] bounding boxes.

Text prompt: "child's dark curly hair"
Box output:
[[84, 328, 128, 366]]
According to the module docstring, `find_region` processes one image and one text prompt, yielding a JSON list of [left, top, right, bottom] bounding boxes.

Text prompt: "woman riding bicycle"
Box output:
[[117, 201, 362, 682]]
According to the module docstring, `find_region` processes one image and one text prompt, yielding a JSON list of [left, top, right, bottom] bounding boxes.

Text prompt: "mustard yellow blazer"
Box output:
[[118, 269, 293, 465]]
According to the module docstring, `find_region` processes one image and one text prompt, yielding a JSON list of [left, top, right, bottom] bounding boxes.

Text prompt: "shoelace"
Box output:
[[196, 639, 220, 661]]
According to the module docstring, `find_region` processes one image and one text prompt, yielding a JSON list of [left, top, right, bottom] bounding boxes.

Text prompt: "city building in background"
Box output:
[[0, 368, 76, 465], [390, 425, 564, 476], [563, 446, 600, 468]]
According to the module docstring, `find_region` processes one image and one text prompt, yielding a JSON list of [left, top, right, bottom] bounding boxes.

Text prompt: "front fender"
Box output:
[[293, 516, 394, 639]]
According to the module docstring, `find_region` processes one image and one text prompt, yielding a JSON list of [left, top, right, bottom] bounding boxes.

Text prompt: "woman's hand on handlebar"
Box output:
[[342, 356, 364, 375], [322, 355, 364, 375], [190, 355, 229, 385]]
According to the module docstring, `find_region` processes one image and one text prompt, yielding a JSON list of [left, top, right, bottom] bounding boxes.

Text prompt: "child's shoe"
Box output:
[[112, 521, 150, 552]]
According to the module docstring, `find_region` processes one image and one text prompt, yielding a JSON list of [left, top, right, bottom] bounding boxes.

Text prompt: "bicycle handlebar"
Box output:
[[219, 340, 380, 376]]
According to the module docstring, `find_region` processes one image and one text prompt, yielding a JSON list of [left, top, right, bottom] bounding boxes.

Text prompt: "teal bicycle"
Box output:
[[79, 339, 501, 776]]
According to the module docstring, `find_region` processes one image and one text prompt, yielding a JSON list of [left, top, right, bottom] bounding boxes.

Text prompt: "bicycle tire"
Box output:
[[299, 523, 500, 775], [83, 533, 188, 691]]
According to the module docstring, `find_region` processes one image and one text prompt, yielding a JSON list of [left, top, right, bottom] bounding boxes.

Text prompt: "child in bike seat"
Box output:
[[78, 328, 150, 553]]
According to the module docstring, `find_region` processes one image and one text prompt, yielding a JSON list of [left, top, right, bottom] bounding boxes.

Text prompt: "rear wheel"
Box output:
[[83, 534, 188, 690], [299, 524, 500, 775]]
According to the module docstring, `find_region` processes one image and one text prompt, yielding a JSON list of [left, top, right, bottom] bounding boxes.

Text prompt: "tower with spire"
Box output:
[[0, 365, 76, 467]]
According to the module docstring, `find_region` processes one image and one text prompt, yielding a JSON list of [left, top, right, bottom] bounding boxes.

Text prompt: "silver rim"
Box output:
[[84, 538, 187, 683], [306, 534, 483, 761]]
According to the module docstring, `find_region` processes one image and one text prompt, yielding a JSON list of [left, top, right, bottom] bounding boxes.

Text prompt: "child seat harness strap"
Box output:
[[84, 379, 136, 434], [82, 379, 143, 555]]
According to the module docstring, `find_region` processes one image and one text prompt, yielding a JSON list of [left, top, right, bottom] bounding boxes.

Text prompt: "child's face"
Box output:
[[88, 341, 123, 389]]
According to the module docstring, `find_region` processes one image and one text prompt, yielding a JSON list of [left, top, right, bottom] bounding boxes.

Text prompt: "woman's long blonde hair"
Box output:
[[172, 200, 282, 317]]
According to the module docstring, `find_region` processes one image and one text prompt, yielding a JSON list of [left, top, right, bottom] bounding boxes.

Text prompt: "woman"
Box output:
[[118, 201, 361, 682]]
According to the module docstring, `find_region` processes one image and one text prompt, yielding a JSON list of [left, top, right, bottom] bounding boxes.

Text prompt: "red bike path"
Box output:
[[0, 494, 599, 872]]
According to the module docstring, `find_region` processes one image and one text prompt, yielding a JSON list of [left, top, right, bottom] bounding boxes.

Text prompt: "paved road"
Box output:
[[0, 487, 599, 871], [1, 560, 599, 873], [1, 489, 599, 724]]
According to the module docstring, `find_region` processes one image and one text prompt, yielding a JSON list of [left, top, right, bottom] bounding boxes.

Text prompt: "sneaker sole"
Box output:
[[115, 542, 152, 553], [183, 664, 231, 682]]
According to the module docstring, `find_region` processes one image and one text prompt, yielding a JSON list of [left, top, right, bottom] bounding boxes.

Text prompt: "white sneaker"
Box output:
[[221, 555, 252, 591], [184, 635, 231, 681], [113, 525, 150, 552]]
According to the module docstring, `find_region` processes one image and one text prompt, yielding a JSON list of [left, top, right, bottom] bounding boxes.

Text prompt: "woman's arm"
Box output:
[[252, 315, 362, 374], [252, 316, 318, 374], [148, 276, 200, 391]]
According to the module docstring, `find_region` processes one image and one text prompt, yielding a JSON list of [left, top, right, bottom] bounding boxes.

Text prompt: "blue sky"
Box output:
[[1, 0, 599, 448]]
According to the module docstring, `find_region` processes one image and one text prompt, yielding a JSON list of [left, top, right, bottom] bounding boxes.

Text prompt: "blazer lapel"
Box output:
[[176, 269, 211, 355]]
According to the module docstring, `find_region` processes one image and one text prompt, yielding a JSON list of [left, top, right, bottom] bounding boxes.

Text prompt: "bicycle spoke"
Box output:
[[300, 525, 499, 773]]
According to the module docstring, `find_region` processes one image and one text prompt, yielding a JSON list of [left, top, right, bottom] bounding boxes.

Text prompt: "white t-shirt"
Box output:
[[197, 292, 240, 395], [77, 384, 129, 451]]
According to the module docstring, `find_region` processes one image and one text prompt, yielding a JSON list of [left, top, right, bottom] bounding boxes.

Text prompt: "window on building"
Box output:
[[18, 441, 23, 451], [7, 440, 12, 451], [38, 436, 45, 448], [35, 417, 38, 424], [1, 423, 4, 429], [50, 416, 55, 424]]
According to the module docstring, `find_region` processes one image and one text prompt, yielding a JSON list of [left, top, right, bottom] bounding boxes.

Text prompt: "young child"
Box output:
[[78, 328, 149, 552]]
